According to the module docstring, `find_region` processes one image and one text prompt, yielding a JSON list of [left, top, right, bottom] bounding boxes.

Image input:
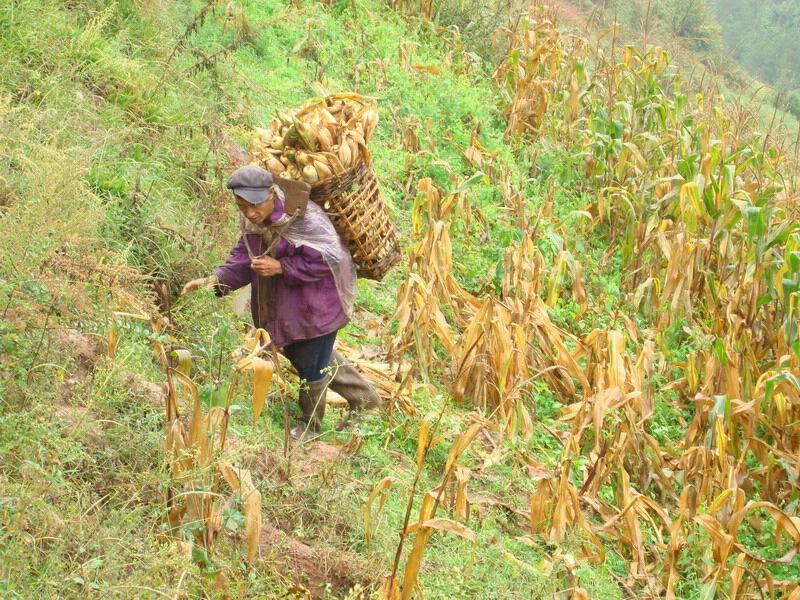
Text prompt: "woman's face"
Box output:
[[236, 189, 275, 225]]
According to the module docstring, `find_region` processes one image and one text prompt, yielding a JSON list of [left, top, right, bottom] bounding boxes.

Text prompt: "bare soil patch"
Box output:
[[259, 522, 372, 599]]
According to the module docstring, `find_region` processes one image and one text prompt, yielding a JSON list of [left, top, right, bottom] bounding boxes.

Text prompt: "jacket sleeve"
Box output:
[[279, 245, 333, 285], [212, 237, 253, 297]]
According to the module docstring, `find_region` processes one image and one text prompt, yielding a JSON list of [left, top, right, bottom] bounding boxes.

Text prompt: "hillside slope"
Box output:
[[1, 1, 543, 598], [2, 1, 800, 599]]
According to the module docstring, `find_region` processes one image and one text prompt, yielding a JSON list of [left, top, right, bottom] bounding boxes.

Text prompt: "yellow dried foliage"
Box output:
[[493, 14, 561, 138], [371, 6, 800, 597], [248, 93, 378, 183], [221, 463, 262, 564], [132, 323, 276, 567], [364, 476, 397, 547]]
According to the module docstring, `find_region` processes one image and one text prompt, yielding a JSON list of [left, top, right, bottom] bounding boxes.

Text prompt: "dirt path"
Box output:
[[248, 440, 375, 598], [258, 521, 369, 599], [50, 329, 377, 598]]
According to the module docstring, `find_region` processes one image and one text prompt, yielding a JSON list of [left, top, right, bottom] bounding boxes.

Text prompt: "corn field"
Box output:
[[155, 323, 274, 567], [379, 7, 800, 599]]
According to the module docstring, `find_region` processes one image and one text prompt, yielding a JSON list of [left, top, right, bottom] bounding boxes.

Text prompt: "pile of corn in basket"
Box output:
[[249, 93, 401, 281]]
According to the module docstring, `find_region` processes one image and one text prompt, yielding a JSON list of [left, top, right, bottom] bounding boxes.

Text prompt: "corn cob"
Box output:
[[249, 94, 379, 187]]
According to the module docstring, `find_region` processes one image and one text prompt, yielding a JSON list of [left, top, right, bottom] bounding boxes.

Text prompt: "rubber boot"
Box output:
[[290, 378, 328, 441], [328, 350, 382, 430]]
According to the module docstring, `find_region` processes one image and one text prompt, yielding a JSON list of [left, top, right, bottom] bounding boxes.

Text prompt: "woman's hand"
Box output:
[[251, 256, 283, 277], [181, 276, 218, 296]]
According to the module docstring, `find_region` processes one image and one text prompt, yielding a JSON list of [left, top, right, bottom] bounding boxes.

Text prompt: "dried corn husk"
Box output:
[[317, 127, 334, 151], [302, 164, 320, 184], [265, 157, 284, 175], [249, 93, 378, 186], [338, 141, 353, 167], [314, 160, 333, 180]]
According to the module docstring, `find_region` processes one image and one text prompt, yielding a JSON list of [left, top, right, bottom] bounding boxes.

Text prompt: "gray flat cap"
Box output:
[[226, 165, 274, 205]]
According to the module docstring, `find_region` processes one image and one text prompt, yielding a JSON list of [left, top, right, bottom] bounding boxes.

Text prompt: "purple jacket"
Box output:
[[213, 204, 348, 349]]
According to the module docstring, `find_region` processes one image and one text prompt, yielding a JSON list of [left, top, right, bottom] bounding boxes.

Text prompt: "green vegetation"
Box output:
[[708, 0, 800, 93], [566, 0, 800, 127], [577, 0, 722, 53], [0, 0, 560, 596], [2, 1, 799, 599]]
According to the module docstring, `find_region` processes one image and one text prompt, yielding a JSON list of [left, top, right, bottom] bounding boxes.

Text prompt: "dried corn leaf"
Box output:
[[416, 417, 430, 470], [244, 483, 262, 564], [444, 423, 482, 475], [400, 492, 437, 600], [365, 476, 396, 546], [244, 356, 274, 423], [454, 467, 471, 522], [378, 574, 401, 600], [407, 518, 476, 543]]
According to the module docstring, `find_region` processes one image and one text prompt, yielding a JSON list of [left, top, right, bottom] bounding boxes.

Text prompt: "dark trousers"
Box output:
[[282, 330, 338, 382]]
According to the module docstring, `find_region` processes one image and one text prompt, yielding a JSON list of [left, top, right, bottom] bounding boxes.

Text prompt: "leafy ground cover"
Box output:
[[1, 1, 799, 599]]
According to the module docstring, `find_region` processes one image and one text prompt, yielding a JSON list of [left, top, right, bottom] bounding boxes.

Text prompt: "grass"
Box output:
[[0, 1, 611, 596], [4, 0, 798, 598]]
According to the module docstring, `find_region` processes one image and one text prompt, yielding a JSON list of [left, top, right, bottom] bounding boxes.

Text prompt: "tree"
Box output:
[[584, 0, 722, 53], [708, 0, 800, 90]]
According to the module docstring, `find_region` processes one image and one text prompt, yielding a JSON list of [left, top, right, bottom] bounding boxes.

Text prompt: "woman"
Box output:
[[182, 165, 380, 440]]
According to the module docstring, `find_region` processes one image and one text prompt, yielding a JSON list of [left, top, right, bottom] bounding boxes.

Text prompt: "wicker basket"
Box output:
[[309, 158, 402, 281]]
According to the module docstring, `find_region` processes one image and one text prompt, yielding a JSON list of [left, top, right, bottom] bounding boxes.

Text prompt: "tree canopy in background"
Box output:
[[708, 0, 800, 91], [572, 0, 799, 118], [576, 0, 722, 52]]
